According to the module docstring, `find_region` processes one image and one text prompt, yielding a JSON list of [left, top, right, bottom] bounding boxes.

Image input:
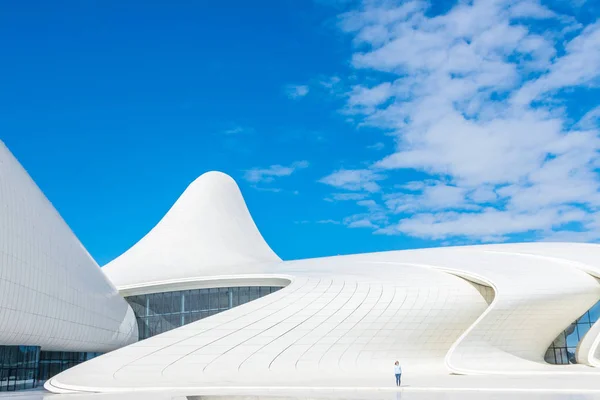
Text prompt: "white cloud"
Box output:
[[578, 106, 600, 130], [347, 82, 394, 111], [319, 0, 600, 242], [374, 112, 566, 186], [341, 197, 389, 229], [344, 206, 388, 229], [317, 219, 341, 225], [377, 206, 588, 240], [285, 84, 310, 99], [253, 186, 283, 193], [357, 199, 379, 209], [244, 161, 309, 183], [346, 218, 379, 229], [319, 76, 343, 94], [467, 186, 499, 203], [325, 193, 370, 202], [384, 182, 469, 213], [508, 1, 558, 19], [319, 169, 386, 192], [512, 22, 600, 105]]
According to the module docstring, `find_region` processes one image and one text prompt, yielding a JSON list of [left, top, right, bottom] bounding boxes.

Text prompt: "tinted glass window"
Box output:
[[546, 300, 600, 364], [126, 285, 284, 340]]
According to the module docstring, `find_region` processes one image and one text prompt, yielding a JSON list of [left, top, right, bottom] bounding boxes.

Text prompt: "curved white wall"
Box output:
[[473, 243, 600, 368], [578, 315, 600, 367], [390, 247, 600, 374], [0, 141, 137, 352]]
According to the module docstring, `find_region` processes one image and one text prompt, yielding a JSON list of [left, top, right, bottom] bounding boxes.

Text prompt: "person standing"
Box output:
[[394, 360, 402, 386]]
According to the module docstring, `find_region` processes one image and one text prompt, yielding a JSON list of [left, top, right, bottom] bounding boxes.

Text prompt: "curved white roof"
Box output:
[[103, 171, 281, 288], [51, 244, 600, 393]]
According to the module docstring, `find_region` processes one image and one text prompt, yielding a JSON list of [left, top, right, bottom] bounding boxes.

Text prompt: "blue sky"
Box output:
[[1, 0, 599, 265]]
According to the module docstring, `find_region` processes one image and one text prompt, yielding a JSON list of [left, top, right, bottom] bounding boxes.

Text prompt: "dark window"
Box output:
[[208, 288, 219, 311], [239, 287, 250, 304], [249, 287, 259, 301], [125, 285, 284, 340], [230, 287, 239, 307], [219, 288, 229, 310], [188, 290, 200, 311], [0, 346, 40, 392], [0, 346, 102, 391], [200, 289, 210, 311], [163, 292, 173, 314], [37, 351, 101, 383]]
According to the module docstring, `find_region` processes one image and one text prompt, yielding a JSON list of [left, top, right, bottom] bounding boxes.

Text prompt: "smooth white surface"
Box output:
[[102, 171, 281, 288], [365, 246, 600, 373], [0, 141, 137, 351], [45, 172, 600, 393]]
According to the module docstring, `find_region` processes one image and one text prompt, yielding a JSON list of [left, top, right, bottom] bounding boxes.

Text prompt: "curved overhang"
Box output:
[[118, 274, 294, 297]]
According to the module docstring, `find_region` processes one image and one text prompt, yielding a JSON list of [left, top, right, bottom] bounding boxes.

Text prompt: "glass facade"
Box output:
[[0, 346, 39, 392], [545, 300, 600, 364], [38, 351, 101, 382], [0, 346, 102, 392], [126, 286, 282, 340]]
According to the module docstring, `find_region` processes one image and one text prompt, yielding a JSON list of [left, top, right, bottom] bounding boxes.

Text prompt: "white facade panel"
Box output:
[[0, 141, 137, 352]]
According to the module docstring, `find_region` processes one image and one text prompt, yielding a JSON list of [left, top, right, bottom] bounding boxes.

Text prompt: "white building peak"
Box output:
[[102, 171, 281, 289]]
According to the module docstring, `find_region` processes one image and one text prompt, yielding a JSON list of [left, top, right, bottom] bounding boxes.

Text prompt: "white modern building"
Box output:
[[0, 141, 137, 392], [1, 140, 600, 395]]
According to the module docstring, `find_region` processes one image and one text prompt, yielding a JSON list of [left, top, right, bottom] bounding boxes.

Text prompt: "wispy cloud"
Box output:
[[325, 192, 370, 202], [577, 106, 600, 130], [319, 168, 386, 192], [367, 142, 385, 151], [284, 84, 310, 99], [244, 160, 309, 183], [343, 199, 388, 229], [318, 0, 600, 242], [251, 186, 283, 193], [347, 82, 393, 113], [223, 125, 252, 135], [319, 76, 344, 95], [346, 218, 379, 229], [317, 219, 341, 225]]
